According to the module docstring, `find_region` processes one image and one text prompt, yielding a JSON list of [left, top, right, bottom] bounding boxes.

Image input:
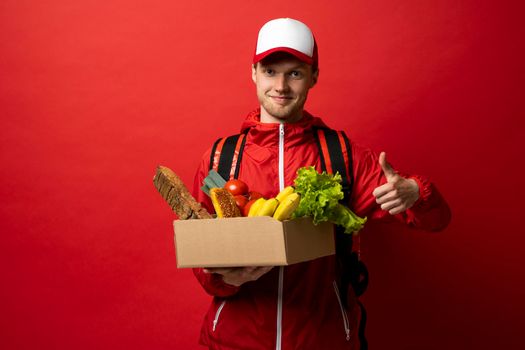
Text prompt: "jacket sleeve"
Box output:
[[349, 142, 451, 232], [190, 148, 241, 297]]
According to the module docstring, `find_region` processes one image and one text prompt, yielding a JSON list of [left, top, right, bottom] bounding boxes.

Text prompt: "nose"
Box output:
[[274, 74, 289, 93]]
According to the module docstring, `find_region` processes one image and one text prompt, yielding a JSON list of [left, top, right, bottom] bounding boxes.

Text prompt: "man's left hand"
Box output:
[[372, 152, 420, 215]]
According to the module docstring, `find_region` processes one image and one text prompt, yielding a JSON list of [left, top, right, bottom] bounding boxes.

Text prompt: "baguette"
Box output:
[[153, 166, 212, 219]]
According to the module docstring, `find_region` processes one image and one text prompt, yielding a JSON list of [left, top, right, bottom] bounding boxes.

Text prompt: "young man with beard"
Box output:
[[190, 18, 451, 350]]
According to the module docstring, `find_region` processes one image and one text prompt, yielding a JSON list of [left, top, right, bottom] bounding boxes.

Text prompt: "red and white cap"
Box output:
[[253, 18, 318, 66]]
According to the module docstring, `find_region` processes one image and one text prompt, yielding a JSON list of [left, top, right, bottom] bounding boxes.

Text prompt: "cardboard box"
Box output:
[[173, 216, 335, 268]]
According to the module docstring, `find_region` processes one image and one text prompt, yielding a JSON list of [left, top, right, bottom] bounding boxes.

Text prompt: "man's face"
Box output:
[[252, 54, 318, 123]]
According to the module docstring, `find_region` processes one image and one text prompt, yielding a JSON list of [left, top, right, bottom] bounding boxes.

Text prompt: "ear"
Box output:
[[251, 64, 257, 84], [310, 69, 319, 87]]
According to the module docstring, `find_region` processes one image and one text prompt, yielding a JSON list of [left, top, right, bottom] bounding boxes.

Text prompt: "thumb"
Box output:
[[379, 152, 397, 181]]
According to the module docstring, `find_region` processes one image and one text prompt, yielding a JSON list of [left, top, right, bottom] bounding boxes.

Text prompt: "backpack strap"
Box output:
[[313, 127, 368, 290], [209, 133, 247, 180], [312, 127, 360, 256], [312, 127, 353, 202]]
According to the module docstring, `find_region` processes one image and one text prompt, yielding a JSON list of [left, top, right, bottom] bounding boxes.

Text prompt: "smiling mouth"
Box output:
[[270, 96, 293, 104]]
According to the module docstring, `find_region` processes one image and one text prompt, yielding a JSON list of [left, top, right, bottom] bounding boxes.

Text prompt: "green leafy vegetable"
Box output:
[[292, 166, 367, 234]]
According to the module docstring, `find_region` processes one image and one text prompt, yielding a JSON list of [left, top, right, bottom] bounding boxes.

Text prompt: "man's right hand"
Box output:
[[203, 266, 273, 287]]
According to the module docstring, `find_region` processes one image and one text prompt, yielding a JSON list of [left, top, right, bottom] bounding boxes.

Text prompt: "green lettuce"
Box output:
[[292, 166, 367, 234]]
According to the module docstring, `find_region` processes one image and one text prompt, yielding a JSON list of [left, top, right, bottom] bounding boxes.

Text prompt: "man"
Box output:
[[191, 18, 451, 350]]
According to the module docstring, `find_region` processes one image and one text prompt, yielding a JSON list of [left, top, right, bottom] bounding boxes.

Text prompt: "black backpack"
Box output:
[[209, 126, 369, 349]]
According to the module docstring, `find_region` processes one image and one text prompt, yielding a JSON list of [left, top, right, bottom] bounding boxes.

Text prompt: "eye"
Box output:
[[289, 70, 303, 79], [264, 68, 275, 76]]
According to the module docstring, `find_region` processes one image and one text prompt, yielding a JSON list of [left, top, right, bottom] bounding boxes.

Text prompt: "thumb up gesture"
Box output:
[[372, 152, 420, 215]]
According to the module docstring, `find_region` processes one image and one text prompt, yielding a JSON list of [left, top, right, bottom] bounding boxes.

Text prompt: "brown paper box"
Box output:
[[173, 216, 335, 268]]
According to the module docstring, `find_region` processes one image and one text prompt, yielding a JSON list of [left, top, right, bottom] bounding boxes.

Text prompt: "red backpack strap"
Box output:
[[209, 133, 247, 180], [313, 127, 358, 250], [313, 128, 353, 203]]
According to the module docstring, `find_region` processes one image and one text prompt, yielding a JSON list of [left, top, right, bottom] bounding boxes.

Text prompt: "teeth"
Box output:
[[273, 193, 301, 221]]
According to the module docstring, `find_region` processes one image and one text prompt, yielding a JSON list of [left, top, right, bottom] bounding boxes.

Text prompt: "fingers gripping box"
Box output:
[[173, 216, 335, 268]]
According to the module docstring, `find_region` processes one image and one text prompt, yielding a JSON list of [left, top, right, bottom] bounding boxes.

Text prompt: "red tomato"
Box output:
[[248, 191, 263, 200], [242, 198, 258, 217], [234, 195, 249, 211], [224, 179, 249, 196]]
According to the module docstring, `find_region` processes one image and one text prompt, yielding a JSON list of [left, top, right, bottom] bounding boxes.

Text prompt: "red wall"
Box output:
[[1, 1, 523, 349]]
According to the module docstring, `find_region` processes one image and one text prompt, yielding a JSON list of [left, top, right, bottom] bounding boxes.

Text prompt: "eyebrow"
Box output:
[[288, 64, 306, 70], [261, 63, 307, 71]]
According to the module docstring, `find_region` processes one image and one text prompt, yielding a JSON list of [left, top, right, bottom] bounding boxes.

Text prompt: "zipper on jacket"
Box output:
[[212, 300, 227, 332], [278, 123, 285, 192], [276, 122, 285, 350], [333, 281, 351, 341]]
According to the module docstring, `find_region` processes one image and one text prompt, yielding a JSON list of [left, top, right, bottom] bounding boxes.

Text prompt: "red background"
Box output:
[[1, 1, 523, 349]]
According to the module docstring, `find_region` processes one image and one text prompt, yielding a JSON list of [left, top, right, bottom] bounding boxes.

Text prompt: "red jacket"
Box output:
[[191, 109, 451, 349]]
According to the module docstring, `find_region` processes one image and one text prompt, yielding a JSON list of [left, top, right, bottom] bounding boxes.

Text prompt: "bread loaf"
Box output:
[[210, 188, 241, 218], [153, 166, 212, 219]]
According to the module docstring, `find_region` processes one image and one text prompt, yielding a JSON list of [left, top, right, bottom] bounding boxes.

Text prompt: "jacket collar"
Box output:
[[240, 108, 329, 148]]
